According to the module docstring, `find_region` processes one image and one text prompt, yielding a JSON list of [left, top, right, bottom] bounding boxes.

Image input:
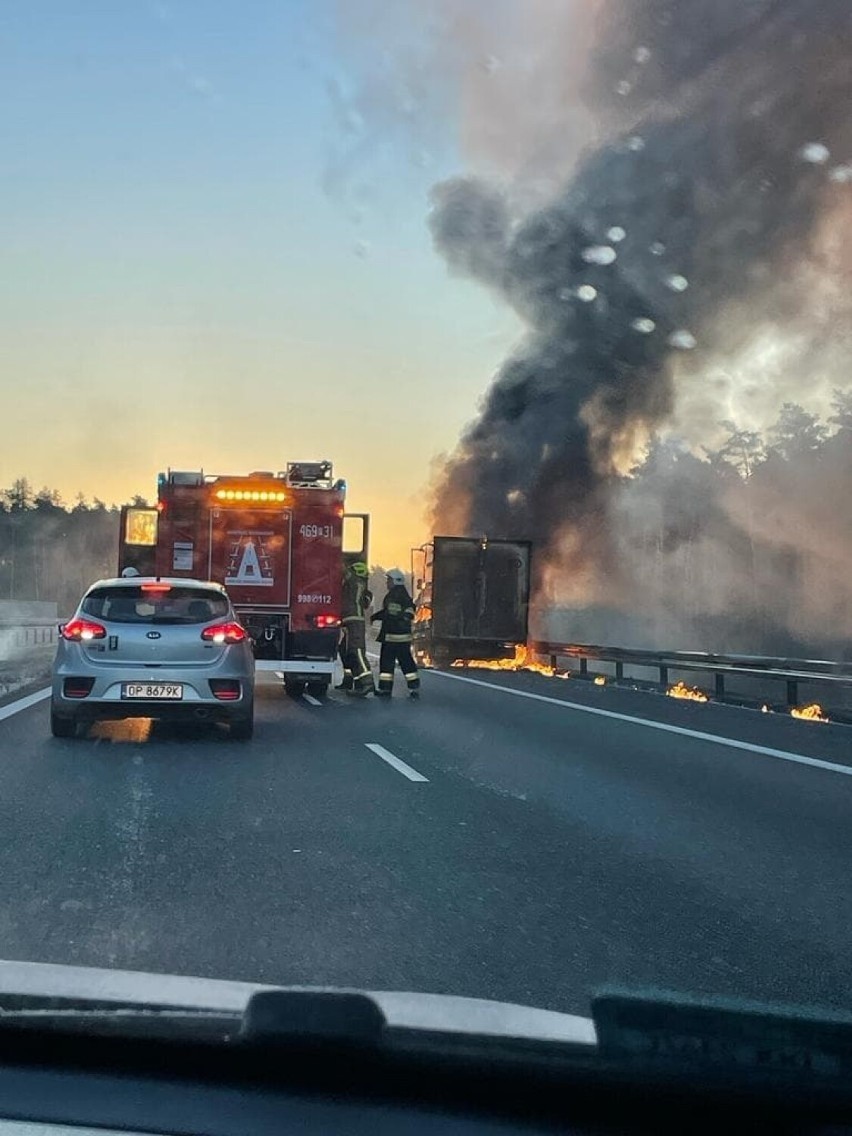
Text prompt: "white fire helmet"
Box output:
[[385, 568, 406, 586], [121, 567, 141, 578]]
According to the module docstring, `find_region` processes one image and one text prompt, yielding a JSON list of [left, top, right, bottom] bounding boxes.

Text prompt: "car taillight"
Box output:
[[141, 583, 171, 594], [201, 622, 248, 644], [314, 614, 341, 629], [61, 619, 107, 641]]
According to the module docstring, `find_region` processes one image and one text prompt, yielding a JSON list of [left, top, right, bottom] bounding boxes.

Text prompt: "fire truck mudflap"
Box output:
[[119, 463, 369, 692]]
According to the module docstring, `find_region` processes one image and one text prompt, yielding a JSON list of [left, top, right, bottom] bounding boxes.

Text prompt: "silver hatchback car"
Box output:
[[51, 577, 255, 740]]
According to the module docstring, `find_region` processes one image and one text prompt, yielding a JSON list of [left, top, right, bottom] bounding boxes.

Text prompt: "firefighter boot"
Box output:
[[376, 671, 394, 697], [406, 673, 421, 700], [335, 670, 354, 691]]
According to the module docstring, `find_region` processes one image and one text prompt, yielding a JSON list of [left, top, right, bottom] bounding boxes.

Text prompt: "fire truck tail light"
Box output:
[[62, 619, 107, 642], [314, 614, 341, 629], [201, 622, 248, 645]]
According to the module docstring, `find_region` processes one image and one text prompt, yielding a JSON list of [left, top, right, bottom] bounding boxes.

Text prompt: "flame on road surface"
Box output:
[[594, 675, 607, 686], [791, 703, 829, 722], [451, 644, 561, 677], [667, 681, 709, 703]]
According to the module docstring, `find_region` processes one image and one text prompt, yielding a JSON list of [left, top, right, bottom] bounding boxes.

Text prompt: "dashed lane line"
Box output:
[[364, 742, 429, 782]]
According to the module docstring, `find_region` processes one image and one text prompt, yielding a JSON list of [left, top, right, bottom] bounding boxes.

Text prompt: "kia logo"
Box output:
[[146, 631, 161, 639]]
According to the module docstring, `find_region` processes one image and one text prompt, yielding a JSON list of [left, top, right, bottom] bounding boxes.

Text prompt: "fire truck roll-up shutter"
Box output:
[[209, 507, 292, 608]]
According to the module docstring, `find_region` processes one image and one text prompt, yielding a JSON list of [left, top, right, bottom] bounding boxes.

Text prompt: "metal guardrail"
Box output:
[[530, 641, 852, 706], [0, 621, 61, 650]]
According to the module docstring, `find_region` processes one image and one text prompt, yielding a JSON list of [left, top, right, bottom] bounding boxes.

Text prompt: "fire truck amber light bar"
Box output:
[[214, 489, 288, 503]]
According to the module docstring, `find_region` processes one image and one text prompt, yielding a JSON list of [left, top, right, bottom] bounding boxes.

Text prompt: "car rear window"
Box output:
[[81, 586, 231, 625]]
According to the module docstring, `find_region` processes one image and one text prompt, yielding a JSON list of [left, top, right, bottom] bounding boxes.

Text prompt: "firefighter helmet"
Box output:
[[385, 568, 406, 586], [121, 567, 141, 578], [351, 561, 369, 577]]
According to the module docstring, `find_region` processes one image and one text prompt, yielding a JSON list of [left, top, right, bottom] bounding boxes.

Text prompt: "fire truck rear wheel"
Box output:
[[284, 680, 305, 697]]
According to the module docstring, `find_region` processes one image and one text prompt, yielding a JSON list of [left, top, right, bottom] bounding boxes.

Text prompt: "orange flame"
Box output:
[[451, 644, 559, 677], [594, 675, 607, 686], [414, 605, 433, 625], [667, 681, 709, 703], [791, 703, 829, 722]]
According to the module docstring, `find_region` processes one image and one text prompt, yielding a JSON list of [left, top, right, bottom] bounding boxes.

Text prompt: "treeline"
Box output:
[[0, 481, 132, 613], [604, 391, 852, 656]]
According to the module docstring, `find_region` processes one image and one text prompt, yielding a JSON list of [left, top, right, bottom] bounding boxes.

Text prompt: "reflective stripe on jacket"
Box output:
[[373, 584, 415, 643]]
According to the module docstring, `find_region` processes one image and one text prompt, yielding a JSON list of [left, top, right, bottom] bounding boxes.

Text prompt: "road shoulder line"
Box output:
[[427, 670, 852, 778], [0, 687, 51, 722]]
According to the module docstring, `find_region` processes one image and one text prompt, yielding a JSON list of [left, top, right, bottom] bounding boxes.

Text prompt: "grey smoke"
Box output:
[[428, 0, 852, 612]]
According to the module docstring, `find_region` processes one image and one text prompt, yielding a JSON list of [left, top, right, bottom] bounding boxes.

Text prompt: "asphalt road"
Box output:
[[0, 665, 851, 1019]]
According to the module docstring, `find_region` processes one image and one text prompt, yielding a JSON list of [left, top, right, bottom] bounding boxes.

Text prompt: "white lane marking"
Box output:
[[428, 670, 852, 778], [365, 742, 429, 783], [0, 687, 51, 722], [302, 693, 322, 707]]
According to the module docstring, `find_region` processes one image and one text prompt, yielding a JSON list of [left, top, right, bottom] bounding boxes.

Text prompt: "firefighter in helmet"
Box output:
[[337, 560, 374, 697], [371, 568, 420, 698]]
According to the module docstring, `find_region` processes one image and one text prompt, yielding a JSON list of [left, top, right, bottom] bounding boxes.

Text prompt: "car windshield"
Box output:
[[0, 0, 851, 1055], [81, 587, 230, 625]]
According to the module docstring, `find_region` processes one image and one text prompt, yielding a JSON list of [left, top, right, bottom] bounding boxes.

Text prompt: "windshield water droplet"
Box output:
[[829, 164, 852, 183], [665, 273, 689, 292], [631, 318, 656, 334], [649, 241, 666, 256], [581, 245, 617, 265], [668, 329, 697, 350], [607, 226, 626, 242], [799, 141, 830, 164], [633, 46, 651, 64], [616, 80, 632, 96], [576, 285, 597, 302]]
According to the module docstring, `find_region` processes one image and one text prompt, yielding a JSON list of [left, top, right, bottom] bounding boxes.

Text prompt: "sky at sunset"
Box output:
[[0, 1, 518, 568]]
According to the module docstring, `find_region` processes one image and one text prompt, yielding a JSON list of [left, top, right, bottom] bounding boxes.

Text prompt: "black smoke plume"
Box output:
[[429, 0, 852, 604]]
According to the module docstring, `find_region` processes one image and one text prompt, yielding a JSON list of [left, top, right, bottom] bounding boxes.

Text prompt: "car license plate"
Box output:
[[122, 683, 183, 700]]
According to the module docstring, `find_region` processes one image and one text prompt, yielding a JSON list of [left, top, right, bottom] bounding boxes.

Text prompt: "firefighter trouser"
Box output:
[[341, 620, 373, 694], [378, 642, 420, 694]]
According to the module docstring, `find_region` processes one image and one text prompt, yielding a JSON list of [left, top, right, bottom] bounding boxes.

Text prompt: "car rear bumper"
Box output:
[[52, 700, 250, 725], [51, 656, 254, 721]]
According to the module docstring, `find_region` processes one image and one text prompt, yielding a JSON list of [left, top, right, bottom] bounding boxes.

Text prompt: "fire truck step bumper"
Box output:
[[256, 660, 334, 676]]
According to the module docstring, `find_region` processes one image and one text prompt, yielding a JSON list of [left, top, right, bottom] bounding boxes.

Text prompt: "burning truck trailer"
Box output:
[[411, 536, 532, 669], [118, 462, 369, 696]]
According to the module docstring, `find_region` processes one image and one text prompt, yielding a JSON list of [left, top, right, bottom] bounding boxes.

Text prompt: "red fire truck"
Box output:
[[117, 462, 369, 696]]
